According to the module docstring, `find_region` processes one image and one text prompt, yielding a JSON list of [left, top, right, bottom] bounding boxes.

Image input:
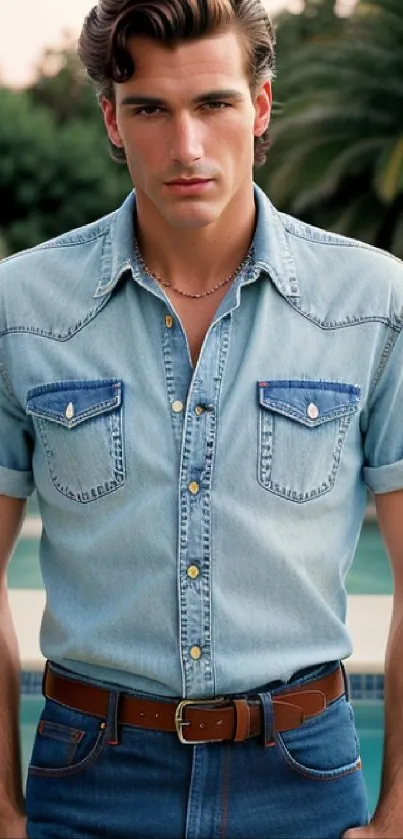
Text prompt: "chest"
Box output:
[[165, 287, 231, 366]]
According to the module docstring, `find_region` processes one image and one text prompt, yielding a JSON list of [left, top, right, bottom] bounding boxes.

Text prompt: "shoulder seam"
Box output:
[[282, 218, 403, 266], [0, 226, 108, 267], [368, 321, 403, 403], [0, 344, 23, 408], [286, 298, 401, 332]]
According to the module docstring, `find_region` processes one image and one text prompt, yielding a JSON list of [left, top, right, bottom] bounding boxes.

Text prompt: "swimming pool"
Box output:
[[20, 696, 383, 814]]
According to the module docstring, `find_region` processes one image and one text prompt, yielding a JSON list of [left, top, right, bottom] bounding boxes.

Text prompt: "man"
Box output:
[[1, 0, 403, 836]]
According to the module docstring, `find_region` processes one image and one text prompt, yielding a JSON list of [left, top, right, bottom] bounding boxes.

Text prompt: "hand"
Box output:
[[344, 820, 402, 838]]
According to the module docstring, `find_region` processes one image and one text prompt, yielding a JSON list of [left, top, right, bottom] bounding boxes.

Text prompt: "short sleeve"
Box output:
[[0, 349, 34, 498], [363, 327, 403, 494]]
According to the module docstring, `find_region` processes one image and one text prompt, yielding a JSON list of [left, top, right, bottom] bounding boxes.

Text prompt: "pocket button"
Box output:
[[307, 402, 319, 420], [65, 402, 75, 420]]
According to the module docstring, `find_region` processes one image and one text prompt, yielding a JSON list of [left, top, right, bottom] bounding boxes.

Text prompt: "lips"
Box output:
[[165, 178, 214, 195], [168, 179, 210, 185]]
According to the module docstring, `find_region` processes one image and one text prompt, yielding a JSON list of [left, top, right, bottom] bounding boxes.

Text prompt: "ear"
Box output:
[[254, 81, 272, 139], [100, 96, 124, 148]]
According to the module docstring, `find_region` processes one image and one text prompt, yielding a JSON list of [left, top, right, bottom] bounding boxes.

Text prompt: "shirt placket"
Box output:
[[167, 317, 232, 698], [157, 260, 257, 698]]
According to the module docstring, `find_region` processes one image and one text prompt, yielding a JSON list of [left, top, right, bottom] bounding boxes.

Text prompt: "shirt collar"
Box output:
[[252, 184, 300, 297], [94, 183, 300, 300]]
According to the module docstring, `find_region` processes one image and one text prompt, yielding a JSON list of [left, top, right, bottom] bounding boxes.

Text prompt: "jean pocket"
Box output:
[[28, 702, 107, 778], [274, 696, 362, 780], [26, 379, 125, 503], [257, 379, 360, 503]]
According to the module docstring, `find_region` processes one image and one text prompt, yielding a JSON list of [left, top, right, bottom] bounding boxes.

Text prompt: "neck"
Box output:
[[134, 184, 256, 293]]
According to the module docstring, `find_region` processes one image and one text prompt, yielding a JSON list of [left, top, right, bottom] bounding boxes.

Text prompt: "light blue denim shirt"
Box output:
[[1, 185, 403, 698]]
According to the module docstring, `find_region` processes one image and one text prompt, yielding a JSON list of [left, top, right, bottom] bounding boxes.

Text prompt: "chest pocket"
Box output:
[[258, 380, 360, 503], [26, 379, 125, 503]]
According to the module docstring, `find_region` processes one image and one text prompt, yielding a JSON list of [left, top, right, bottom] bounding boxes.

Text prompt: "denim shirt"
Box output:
[[1, 185, 403, 698]]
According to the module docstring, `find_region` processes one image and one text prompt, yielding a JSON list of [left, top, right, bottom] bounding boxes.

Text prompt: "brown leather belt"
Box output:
[[43, 664, 345, 745]]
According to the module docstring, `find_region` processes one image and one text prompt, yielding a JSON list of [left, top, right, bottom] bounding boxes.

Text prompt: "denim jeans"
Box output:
[[26, 663, 369, 839]]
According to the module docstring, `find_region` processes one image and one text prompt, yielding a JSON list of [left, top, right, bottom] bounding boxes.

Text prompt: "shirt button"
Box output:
[[187, 565, 200, 580], [188, 481, 200, 496], [194, 406, 204, 417], [172, 400, 184, 414], [65, 402, 75, 420], [190, 646, 202, 661], [307, 402, 319, 420], [165, 315, 174, 328]]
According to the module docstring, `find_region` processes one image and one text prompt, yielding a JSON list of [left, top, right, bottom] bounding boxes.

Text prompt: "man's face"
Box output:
[[102, 28, 272, 230]]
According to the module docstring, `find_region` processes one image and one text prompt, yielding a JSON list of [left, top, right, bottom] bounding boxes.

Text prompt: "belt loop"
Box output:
[[233, 699, 251, 742], [258, 692, 274, 747], [106, 691, 120, 746], [340, 662, 350, 702]]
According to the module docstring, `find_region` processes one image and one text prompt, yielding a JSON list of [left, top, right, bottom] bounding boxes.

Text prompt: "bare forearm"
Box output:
[[343, 605, 403, 837], [0, 588, 25, 822], [375, 601, 403, 822]]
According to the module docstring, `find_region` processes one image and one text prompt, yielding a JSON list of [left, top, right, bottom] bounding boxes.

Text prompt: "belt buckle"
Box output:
[[175, 697, 225, 744]]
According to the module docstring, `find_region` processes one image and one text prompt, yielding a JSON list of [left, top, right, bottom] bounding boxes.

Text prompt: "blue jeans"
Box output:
[[26, 662, 369, 838]]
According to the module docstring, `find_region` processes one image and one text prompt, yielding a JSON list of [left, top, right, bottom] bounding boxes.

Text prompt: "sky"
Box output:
[[0, 0, 296, 86]]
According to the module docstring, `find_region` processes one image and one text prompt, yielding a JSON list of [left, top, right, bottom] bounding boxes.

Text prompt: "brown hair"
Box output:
[[78, 0, 276, 167]]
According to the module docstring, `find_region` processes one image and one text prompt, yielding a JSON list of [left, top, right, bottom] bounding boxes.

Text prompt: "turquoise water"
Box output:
[[20, 697, 383, 814], [8, 539, 41, 589], [355, 702, 384, 814], [347, 523, 393, 594], [8, 520, 393, 594]]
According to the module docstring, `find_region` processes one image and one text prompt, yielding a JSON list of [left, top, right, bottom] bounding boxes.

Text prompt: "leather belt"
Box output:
[[43, 664, 345, 745]]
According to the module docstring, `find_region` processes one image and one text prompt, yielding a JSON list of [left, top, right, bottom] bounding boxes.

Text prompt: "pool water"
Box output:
[[354, 701, 384, 814], [20, 697, 383, 814]]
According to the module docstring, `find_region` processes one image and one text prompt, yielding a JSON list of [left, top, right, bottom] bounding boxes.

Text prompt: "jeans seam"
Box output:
[[28, 726, 107, 778], [274, 730, 362, 781]]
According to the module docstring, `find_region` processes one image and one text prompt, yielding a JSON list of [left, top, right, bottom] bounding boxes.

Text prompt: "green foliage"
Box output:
[[1, 3, 403, 257], [0, 45, 131, 256], [29, 39, 100, 124], [274, 0, 344, 60], [260, 0, 403, 256]]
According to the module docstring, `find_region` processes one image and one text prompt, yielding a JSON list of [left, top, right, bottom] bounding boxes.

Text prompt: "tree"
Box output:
[[29, 35, 99, 125], [0, 47, 131, 255], [273, 0, 344, 58], [260, 0, 403, 257]]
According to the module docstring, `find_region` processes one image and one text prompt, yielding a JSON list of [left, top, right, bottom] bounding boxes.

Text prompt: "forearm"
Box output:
[[0, 586, 24, 823], [343, 599, 403, 837], [375, 599, 403, 822]]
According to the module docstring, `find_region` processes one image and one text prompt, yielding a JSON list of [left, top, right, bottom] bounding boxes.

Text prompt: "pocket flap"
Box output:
[[258, 380, 360, 427], [26, 380, 122, 429]]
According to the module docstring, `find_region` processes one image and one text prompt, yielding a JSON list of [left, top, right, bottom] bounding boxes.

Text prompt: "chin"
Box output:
[[164, 205, 223, 230], [168, 216, 217, 230]]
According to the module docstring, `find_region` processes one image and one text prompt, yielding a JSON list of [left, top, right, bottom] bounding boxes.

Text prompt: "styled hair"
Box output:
[[78, 0, 276, 166]]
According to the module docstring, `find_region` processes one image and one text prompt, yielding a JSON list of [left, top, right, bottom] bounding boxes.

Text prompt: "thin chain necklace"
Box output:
[[134, 242, 253, 299]]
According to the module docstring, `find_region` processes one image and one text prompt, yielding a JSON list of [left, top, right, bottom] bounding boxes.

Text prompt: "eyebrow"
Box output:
[[120, 89, 245, 107]]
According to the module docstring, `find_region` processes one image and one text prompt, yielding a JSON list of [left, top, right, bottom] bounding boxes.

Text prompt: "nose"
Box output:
[[169, 112, 203, 165]]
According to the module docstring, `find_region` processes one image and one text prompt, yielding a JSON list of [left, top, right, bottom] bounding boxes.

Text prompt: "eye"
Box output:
[[202, 102, 232, 111], [132, 106, 164, 116]]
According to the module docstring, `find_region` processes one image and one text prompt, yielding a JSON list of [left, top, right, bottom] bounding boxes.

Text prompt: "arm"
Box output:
[[345, 489, 403, 838], [0, 495, 27, 838]]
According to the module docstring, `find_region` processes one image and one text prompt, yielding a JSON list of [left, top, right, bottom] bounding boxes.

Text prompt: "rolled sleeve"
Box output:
[[0, 464, 34, 498], [364, 459, 403, 494], [363, 327, 403, 494], [0, 351, 34, 498]]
